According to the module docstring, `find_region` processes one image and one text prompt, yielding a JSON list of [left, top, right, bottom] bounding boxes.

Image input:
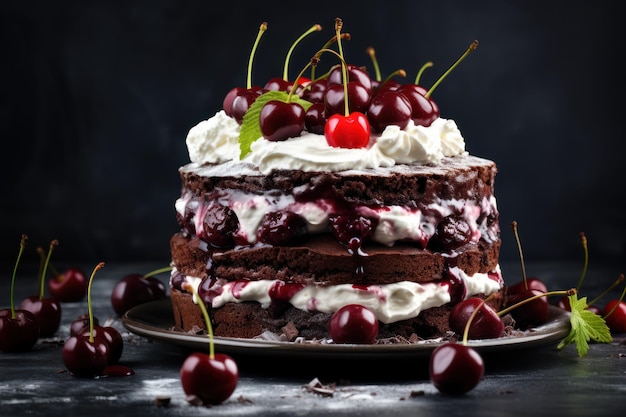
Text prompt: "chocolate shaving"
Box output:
[[304, 377, 335, 397]]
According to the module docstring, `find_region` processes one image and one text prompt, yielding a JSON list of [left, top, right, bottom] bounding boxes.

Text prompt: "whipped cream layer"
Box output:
[[176, 265, 503, 324], [185, 110, 466, 174]]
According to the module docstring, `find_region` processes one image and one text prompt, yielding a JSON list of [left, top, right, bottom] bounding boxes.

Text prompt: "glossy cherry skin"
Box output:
[[328, 304, 379, 344], [110, 273, 167, 316], [18, 296, 62, 337], [80, 325, 123, 364], [449, 298, 504, 340], [507, 277, 548, 296], [0, 309, 39, 352], [62, 333, 110, 377], [70, 313, 99, 336], [324, 83, 371, 117], [602, 300, 626, 333], [304, 102, 326, 134], [327, 64, 373, 93], [180, 352, 239, 405], [395, 84, 439, 127], [366, 91, 412, 133], [263, 77, 293, 92], [324, 112, 370, 149], [506, 288, 550, 329], [223, 87, 263, 124], [48, 267, 88, 302], [259, 100, 305, 141], [430, 343, 484, 395]]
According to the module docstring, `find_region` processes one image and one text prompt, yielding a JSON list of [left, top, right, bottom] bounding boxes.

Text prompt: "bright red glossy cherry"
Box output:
[[328, 304, 379, 344], [259, 100, 305, 141], [449, 297, 504, 340], [111, 273, 167, 316], [48, 267, 88, 302], [603, 300, 626, 333], [430, 343, 484, 395], [0, 309, 39, 352], [180, 352, 239, 405], [324, 112, 370, 149]]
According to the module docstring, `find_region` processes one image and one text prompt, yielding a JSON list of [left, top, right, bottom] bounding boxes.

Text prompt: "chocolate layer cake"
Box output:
[[169, 27, 504, 342]]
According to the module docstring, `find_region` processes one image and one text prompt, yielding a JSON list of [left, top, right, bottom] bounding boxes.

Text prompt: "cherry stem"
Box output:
[[497, 288, 576, 317], [462, 293, 496, 345], [283, 24, 321, 81], [366, 47, 381, 82], [602, 274, 626, 319], [10, 234, 28, 319], [36, 246, 45, 288], [287, 60, 314, 101], [333, 18, 350, 117], [575, 232, 588, 291], [311, 32, 350, 80], [187, 283, 216, 359], [382, 68, 407, 86], [39, 239, 58, 300], [143, 266, 173, 279], [414, 61, 433, 85], [86, 262, 105, 344], [246, 22, 268, 90], [511, 221, 529, 290], [588, 273, 624, 307], [426, 40, 478, 99]]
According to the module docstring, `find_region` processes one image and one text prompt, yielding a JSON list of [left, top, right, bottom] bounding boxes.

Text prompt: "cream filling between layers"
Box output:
[[175, 265, 503, 324]]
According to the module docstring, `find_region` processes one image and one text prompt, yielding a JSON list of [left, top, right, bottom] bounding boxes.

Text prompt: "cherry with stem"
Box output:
[[0, 235, 39, 352], [180, 283, 239, 405], [19, 240, 62, 337], [602, 275, 626, 333]]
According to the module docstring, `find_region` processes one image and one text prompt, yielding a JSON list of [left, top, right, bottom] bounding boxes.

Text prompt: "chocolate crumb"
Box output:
[[237, 395, 253, 404], [409, 390, 425, 397], [185, 395, 204, 406], [281, 322, 299, 341], [155, 396, 171, 407], [304, 377, 335, 397]]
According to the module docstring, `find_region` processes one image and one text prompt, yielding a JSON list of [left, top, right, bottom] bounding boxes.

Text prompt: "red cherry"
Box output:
[[366, 90, 412, 133], [70, 313, 100, 336], [429, 343, 484, 395], [506, 288, 550, 329], [80, 325, 123, 365], [327, 64, 373, 93], [62, 333, 110, 377], [304, 102, 326, 134], [324, 112, 370, 149], [507, 277, 548, 296], [111, 273, 167, 316], [259, 100, 305, 142], [0, 309, 39, 352], [395, 84, 439, 127], [48, 267, 88, 302], [603, 300, 626, 333], [328, 304, 379, 344], [449, 298, 504, 340], [18, 295, 61, 337], [180, 352, 239, 405], [324, 82, 371, 117]]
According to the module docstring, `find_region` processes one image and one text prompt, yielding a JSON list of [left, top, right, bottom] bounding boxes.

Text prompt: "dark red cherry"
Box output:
[[263, 77, 293, 92], [328, 214, 378, 254], [366, 91, 412, 133], [199, 203, 239, 248], [372, 79, 402, 96], [324, 112, 371, 149], [224, 87, 263, 124], [429, 343, 484, 395], [603, 300, 626, 333], [48, 267, 88, 302], [80, 325, 123, 365], [18, 296, 61, 337], [256, 211, 307, 245], [327, 64, 373, 93], [70, 313, 100, 336], [507, 277, 548, 296], [449, 298, 504, 340], [324, 83, 371, 117], [110, 273, 167, 316], [428, 215, 472, 251], [259, 100, 305, 141], [328, 304, 379, 344], [395, 84, 439, 127], [300, 78, 327, 103], [62, 333, 110, 377], [0, 309, 39, 352], [304, 102, 326, 134], [180, 352, 239, 405], [506, 288, 550, 329]]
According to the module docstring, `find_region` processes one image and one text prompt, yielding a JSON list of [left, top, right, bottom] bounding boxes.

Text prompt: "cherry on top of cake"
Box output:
[[219, 18, 478, 159]]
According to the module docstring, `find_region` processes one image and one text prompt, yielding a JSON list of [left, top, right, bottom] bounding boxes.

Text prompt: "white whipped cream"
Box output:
[[185, 111, 466, 174], [177, 265, 503, 324]]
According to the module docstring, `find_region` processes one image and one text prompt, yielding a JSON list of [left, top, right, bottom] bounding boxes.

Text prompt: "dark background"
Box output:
[[1, 0, 624, 268]]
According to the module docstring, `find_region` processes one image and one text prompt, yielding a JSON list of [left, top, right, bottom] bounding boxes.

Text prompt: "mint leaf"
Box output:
[[238, 90, 313, 159], [557, 294, 612, 357]]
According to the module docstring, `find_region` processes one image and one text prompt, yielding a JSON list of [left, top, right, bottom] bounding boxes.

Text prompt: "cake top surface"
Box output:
[[182, 20, 483, 176]]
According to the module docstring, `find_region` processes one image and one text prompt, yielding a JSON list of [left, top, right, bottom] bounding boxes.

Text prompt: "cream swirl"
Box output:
[[185, 110, 466, 174]]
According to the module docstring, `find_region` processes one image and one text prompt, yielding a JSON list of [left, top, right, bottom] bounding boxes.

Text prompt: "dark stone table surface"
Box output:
[[1, 261, 625, 417]]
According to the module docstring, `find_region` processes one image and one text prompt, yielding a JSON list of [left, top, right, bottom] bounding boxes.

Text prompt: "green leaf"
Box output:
[[238, 90, 313, 159], [557, 294, 612, 357]]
